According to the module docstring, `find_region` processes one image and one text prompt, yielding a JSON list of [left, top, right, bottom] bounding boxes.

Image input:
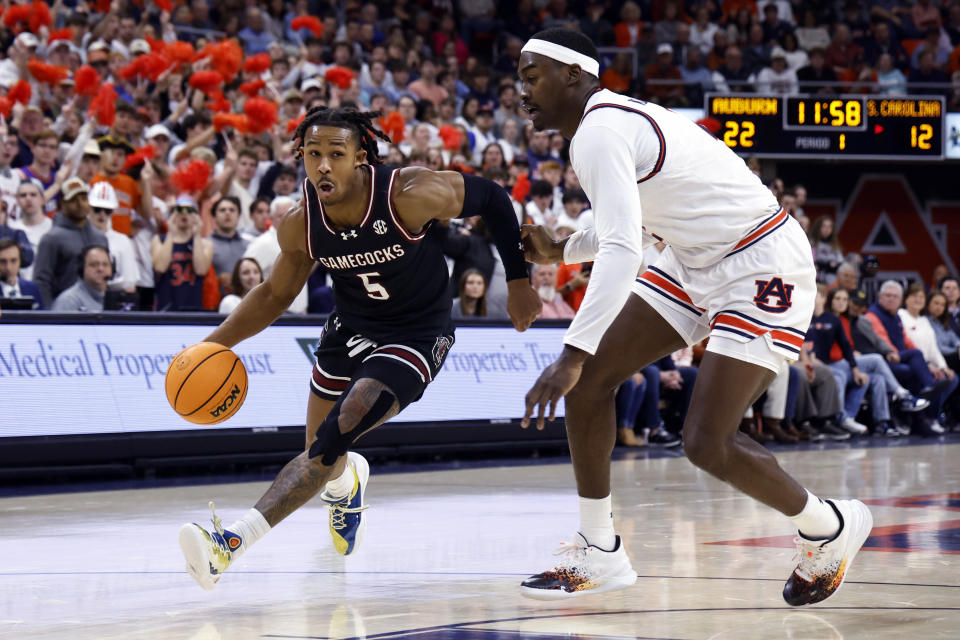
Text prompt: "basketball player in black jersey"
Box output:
[[178, 108, 542, 590]]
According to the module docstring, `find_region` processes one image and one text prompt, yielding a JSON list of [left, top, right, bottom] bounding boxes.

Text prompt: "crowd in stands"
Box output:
[[0, 0, 956, 443]]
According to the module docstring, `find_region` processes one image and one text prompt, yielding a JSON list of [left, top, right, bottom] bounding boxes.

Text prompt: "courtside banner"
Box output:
[[0, 324, 566, 437]]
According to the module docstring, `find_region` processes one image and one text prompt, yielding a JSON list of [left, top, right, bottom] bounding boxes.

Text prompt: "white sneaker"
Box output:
[[179, 502, 236, 591], [520, 533, 638, 600], [841, 416, 868, 435], [783, 499, 873, 606]]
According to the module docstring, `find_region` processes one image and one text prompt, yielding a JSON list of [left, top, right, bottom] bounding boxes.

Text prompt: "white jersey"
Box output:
[[561, 89, 782, 354]]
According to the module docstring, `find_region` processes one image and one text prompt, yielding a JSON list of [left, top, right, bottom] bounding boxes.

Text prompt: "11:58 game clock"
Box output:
[[706, 94, 945, 160]]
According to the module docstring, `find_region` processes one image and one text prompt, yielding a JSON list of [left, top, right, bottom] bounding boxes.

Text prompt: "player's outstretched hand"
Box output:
[[506, 279, 542, 332], [522, 353, 584, 430], [521, 225, 563, 265]]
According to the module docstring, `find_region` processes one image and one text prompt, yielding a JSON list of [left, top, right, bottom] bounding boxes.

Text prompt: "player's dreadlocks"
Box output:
[[292, 106, 392, 164]]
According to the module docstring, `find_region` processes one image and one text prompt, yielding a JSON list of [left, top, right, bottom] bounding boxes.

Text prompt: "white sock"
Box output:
[[227, 508, 271, 558], [579, 495, 616, 551], [324, 463, 355, 499], [789, 490, 840, 540]]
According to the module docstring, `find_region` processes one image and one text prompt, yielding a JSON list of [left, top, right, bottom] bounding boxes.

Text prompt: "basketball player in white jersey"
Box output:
[[515, 29, 873, 605]]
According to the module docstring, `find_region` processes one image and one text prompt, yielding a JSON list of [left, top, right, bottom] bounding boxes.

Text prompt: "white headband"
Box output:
[[521, 39, 599, 77]]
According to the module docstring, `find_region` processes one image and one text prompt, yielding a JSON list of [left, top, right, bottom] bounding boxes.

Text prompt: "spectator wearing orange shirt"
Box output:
[[90, 136, 151, 238], [614, 1, 645, 47], [556, 262, 590, 312], [601, 52, 634, 93]]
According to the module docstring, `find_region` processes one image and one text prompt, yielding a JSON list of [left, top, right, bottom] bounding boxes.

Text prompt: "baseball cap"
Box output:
[[88, 49, 109, 63], [88, 39, 109, 52], [849, 289, 868, 306], [48, 38, 71, 52], [130, 39, 150, 55], [173, 194, 199, 213], [657, 43, 673, 56], [282, 88, 303, 103], [88, 181, 119, 209], [83, 139, 101, 157], [61, 177, 89, 201], [15, 33, 39, 48], [145, 124, 172, 140], [771, 46, 786, 60], [97, 135, 135, 154], [301, 78, 323, 92]]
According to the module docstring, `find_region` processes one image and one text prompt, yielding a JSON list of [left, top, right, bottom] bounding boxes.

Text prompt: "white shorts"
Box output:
[[633, 210, 815, 373]]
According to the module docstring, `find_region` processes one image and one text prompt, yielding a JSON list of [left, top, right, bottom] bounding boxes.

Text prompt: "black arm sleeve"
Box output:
[[459, 173, 528, 281]]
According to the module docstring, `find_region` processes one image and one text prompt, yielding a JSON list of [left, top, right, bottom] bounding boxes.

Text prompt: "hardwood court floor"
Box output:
[[2, 439, 959, 640]]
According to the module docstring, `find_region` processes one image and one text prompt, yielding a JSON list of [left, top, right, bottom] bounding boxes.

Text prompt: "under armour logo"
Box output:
[[372, 219, 388, 235], [754, 277, 795, 313], [341, 229, 358, 240]]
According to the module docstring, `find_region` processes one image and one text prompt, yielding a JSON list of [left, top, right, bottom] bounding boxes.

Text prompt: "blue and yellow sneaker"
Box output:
[[178, 501, 238, 590], [320, 451, 370, 555]]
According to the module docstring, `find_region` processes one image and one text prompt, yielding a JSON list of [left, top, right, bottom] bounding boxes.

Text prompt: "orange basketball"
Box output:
[[165, 342, 248, 425]]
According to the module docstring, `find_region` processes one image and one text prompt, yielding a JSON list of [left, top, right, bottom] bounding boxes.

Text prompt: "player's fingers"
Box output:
[[522, 385, 542, 429], [520, 225, 534, 239], [548, 395, 559, 422], [536, 394, 548, 430]]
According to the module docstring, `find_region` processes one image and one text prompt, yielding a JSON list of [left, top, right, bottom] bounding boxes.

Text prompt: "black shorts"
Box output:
[[310, 313, 455, 408]]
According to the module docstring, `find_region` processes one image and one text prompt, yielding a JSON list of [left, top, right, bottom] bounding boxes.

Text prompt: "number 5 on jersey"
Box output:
[[357, 272, 390, 300]]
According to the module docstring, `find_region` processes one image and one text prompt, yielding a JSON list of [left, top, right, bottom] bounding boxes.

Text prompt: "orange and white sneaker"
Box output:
[[520, 533, 638, 600], [783, 499, 873, 606]]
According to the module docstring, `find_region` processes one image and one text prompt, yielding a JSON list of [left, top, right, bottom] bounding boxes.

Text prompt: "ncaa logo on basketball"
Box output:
[[754, 277, 794, 313], [210, 384, 242, 418], [373, 219, 388, 235]]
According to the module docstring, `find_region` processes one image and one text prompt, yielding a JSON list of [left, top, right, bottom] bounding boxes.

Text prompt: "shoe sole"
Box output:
[[820, 500, 874, 604], [178, 524, 218, 591], [343, 451, 369, 556], [519, 570, 638, 601]]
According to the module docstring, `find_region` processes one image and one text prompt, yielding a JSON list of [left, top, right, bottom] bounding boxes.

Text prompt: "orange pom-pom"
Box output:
[[242, 53, 271, 74], [511, 173, 531, 203], [171, 158, 211, 194], [437, 125, 463, 151], [213, 113, 249, 133], [8, 80, 31, 106], [165, 41, 195, 68], [26, 59, 69, 85], [238, 79, 265, 97], [119, 52, 171, 82], [146, 36, 166, 53], [3, 5, 31, 30], [290, 15, 324, 36], [286, 113, 305, 135], [324, 66, 355, 90], [155, 0, 173, 12], [88, 83, 118, 127], [205, 90, 232, 113], [378, 111, 405, 143], [208, 39, 243, 83], [74, 65, 101, 97], [122, 144, 157, 171], [0, 97, 13, 120], [28, 1, 52, 33], [96, 0, 110, 13], [243, 97, 278, 135], [47, 27, 73, 43], [188, 70, 224, 94]]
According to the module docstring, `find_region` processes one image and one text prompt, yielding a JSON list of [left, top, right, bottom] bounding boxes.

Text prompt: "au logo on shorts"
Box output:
[[754, 277, 794, 313]]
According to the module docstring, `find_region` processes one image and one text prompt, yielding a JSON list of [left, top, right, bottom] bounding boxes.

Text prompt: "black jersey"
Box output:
[[303, 165, 452, 341]]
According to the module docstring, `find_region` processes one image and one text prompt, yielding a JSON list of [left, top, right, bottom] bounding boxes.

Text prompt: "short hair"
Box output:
[[33, 128, 58, 144], [17, 179, 43, 195], [938, 275, 959, 289], [527, 29, 600, 65], [482, 167, 509, 183], [836, 262, 856, 275], [237, 148, 259, 163], [249, 197, 270, 214], [115, 101, 137, 115], [0, 236, 21, 258], [530, 179, 553, 198], [562, 189, 587, 204], [879, 280, 903, 296], [212, 195, 241, 216], [498, 83, 517, 97], [540, 160, 562, 174], [277, 165, 298, 179]]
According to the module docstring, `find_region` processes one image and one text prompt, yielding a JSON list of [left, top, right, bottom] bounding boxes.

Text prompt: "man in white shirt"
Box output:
[[10, 180, 52, 281], [87, 182, 139, 293], [243, 196, 308, 314], [514, 28, 872, 605]]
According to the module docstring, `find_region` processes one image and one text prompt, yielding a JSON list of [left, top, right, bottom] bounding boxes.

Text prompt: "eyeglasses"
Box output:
[[92, 207, 113, 214]]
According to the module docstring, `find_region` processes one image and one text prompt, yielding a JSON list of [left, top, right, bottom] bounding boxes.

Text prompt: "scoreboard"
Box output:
[[706, 94, 945, 160]]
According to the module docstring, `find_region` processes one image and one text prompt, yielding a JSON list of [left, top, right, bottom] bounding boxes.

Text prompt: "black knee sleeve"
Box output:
[[308, 388, 397, 465]]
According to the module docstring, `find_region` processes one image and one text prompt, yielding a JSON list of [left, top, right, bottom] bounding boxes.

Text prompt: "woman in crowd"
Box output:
[[451, 268, 487, 319], [900, 283, 958, 430], [218, 257, 263, 315], [809, 215, 845, 284], [927, 290, 960, 428]]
